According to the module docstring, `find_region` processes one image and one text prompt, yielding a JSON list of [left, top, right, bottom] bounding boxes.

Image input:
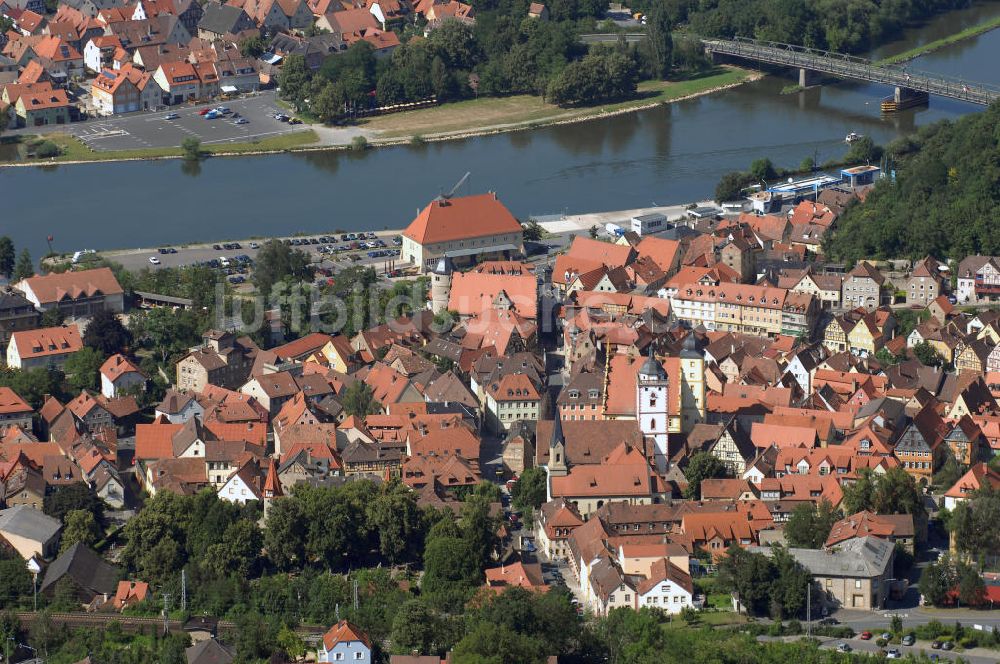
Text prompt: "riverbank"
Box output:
[[0, 67, 754, 168], [361, 67, 754, 141], [877, 14, 1000, 65], [0, 130, 320, 167]]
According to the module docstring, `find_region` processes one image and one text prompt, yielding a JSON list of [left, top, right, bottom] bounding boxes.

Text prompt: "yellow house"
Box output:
[[319, 335, 356, 374], [848, 318, 882, 357]]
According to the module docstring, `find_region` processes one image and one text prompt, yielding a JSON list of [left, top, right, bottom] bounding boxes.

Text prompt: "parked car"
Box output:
[[167, 247, 177, 253], [249, 242, 259, 249], [164, 113, 179, 120], [930, 641, 942, 649], [216, 106, 231, 114], [818, 617, 839, 626], [885, 649, 901, 659], [901, 635, 915, 646], [213, 244, 222, 250], [234, 117, 249, 125], [941, 642, 953, 651], [205, 110, 221, 119], [148, 256, 160, 265], [199, 108, 211, 115], [835, 643, 851, 653], [880, 633, 891, 641], [860, 632, 873, 640], [289, 117, 302, 124]]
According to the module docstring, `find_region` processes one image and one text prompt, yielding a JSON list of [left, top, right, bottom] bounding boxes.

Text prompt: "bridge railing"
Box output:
[[700, 35, 1000, 103]]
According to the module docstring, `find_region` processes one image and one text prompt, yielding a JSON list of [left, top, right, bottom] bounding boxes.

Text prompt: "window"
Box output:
[[354, 654, 363, 661], [855, 580, 862, 589]]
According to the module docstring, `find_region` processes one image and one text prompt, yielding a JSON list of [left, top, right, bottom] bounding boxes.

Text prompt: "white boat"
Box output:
[[845, 132, 864, 143]]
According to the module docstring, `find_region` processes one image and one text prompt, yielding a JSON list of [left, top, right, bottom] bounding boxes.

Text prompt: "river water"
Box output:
[[3, 2, 1000, 259]]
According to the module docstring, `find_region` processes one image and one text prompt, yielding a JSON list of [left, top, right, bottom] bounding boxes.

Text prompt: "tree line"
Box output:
[[824, 101, 1000, 263]]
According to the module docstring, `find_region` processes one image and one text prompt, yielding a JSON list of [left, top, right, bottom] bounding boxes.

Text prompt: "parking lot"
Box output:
[[105, 230, 406, 279], [71, 91, 308, 151]]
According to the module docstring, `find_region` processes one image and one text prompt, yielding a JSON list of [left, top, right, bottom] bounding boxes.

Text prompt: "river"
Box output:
[[3, 2, 1000, 260]]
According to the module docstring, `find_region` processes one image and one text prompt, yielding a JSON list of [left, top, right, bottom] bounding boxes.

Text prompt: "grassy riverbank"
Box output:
[[877, 14, 1000, 65], [362, 66, 751, 140], [3, 130, 319, 165], [0, 66, 751, 167]]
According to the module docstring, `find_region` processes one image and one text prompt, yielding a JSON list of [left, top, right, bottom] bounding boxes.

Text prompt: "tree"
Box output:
[[279, 54, 311, 107], [841, 468, 925, 519], [0, 236, 14, 278], [748, 157, 777, 182], [60, 509, 101, 553], [129, 307, 205, 366], [422, 536, 481, 608], [44, 483, 105, 525], [366, 481, 423, 564], [205, 518, 263, 578], [933, 452, 962, 490], [41, 307, 64, 328], [522, 221, 544, 242], [717, 546, 774, 616], [64, 346, 105, 392], [83, 309, 132, 356], [13, 249, 33, 281], [276, 624, 306, 661], [391, 599, 440, 655], [0, 557, 32, 609], [949, 483, 1000, 563], [642, 0, 673, 79], [913, 341, 944, 367], [181, 137, 201, 161], [252, 239, 314, 297], [511, 467, 547, 514], [341, 380, 380, 418], [957, 562, 986, 607], [682, 451, 728, 499], [715, 171, 753, 202], [239, 35, 268, 58], [784, 500, 838, 548], [264, 498, 307, 571], [844, 135, 882, 164]]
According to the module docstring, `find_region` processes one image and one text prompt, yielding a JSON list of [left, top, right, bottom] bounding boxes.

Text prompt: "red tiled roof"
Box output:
[[322, 620, 370, 652], [402, 193, 522, 245], [0, 387, 31, 415], [17, 267, 122, 304], [10, 325, 82, 360]]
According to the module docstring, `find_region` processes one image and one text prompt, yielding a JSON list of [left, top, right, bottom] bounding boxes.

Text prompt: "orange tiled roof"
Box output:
[[10, 325, 82, 360], [0, 387, 31, 415], [403, 193, 521, 245]]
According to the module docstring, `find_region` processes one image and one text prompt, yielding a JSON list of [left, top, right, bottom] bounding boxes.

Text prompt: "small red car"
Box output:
[[860, 631, 873, 640], [199, 108, 211, 115]]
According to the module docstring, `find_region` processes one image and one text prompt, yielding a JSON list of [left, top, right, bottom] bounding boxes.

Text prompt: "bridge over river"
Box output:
[[579, 33, 1000, 108], [702, 36, 1000, 107]]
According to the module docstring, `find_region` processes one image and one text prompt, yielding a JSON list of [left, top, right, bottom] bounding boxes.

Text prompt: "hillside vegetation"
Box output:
[[823, 101, 1000, 263]]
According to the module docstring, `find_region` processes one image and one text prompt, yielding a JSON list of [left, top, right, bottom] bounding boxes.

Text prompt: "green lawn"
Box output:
[[5, 130, 320, 164], [362, 66, 751, 139]]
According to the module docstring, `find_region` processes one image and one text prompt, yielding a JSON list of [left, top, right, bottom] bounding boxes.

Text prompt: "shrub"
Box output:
[[410, 135, 426, 146], [351, 135, 369, 151], [35, 140, 60, 158]]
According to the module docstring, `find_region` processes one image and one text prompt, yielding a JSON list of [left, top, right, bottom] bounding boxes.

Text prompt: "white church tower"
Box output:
[[636, 347, 669, 474]]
